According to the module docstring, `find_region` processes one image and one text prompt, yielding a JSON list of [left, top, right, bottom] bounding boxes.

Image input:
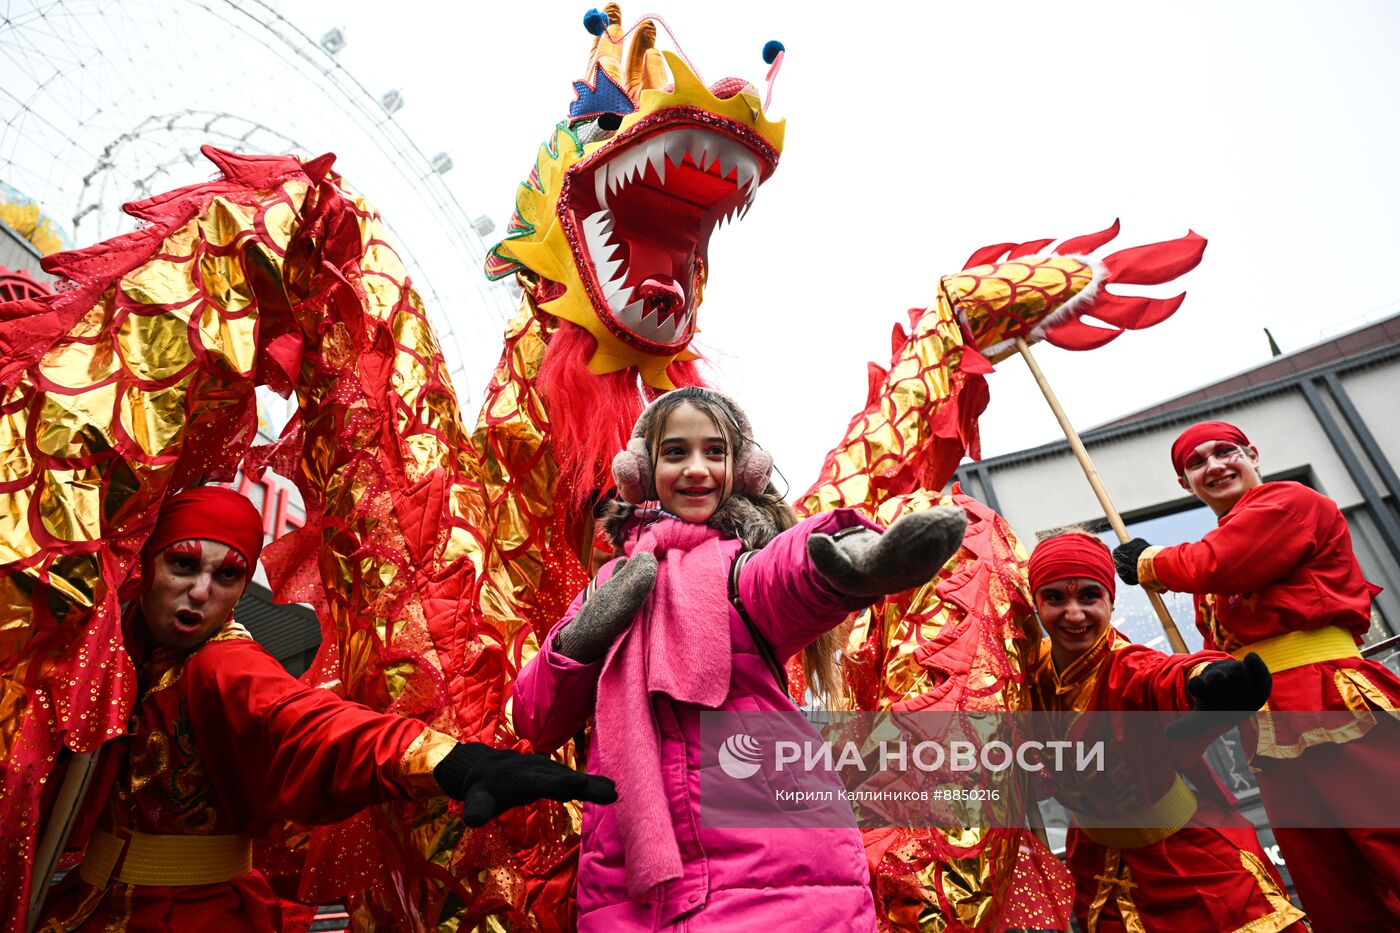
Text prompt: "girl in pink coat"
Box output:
[[512, 387, 966, 931]]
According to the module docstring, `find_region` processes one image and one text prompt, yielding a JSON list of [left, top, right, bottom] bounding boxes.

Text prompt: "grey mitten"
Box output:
[[552, 552, 658, 662], [807, 507, 967, 598]]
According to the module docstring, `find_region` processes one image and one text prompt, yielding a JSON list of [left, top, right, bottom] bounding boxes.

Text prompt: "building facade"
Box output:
[[955, 314, 1400, 658], [955, 314, 1400, 888]]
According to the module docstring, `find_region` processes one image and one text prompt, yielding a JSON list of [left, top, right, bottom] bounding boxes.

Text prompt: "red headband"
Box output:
[[144, 486, 265, 569], [1029, 533, 1116, 601], [1171, 421, 1250, 475]]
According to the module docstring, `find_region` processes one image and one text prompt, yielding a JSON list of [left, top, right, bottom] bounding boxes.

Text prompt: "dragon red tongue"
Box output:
[[638, 276, 685, 322]]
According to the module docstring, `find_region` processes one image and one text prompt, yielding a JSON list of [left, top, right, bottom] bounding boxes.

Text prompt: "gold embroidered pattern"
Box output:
[[1234, 849, 1307, 932], [1085, 847, 1145, 933], [1247, 661, 1400, 759], [396, 727, 458, 798], [127, 731, 169, 794], [167, 699, 217, 834]]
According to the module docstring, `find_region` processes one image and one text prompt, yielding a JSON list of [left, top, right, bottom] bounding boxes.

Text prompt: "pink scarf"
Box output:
[[595, 517, 734, 902]]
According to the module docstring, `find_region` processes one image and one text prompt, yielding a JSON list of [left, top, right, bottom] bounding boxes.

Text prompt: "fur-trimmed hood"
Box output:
[[598, 494, 786, 554]]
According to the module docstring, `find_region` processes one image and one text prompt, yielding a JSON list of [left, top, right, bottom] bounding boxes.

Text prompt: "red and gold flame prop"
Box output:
[[798, 219, 1204, 930]]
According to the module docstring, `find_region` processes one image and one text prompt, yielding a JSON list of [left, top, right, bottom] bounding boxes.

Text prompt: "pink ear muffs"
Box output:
[[611, 438, 655, 503], [610, 388, 773, 505]]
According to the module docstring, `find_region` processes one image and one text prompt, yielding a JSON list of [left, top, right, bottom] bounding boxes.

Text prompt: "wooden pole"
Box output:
[[1013, 338, 1189, 654], [27, 751, 98, 931]]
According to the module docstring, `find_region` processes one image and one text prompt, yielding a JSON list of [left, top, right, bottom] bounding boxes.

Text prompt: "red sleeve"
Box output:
[[1099, 645, 1230, 711], [739, 508, 883, 662], [184, 639, 429, 827], [1149, 484, 1321, 595]]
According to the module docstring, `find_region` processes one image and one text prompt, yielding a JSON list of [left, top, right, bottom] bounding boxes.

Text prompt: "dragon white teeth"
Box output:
[[597, 129, 763, 201], [581, 210, 609, 242], [606, 283, 634, 308], [663, 134, 688, 170], [737, 159, 757, 193], [616, 298, 648, 333], [584, 128, 766, 331], [617, 297, 690, 344], [715, 150, 733, 181], [583, 208, 630, 301], [596, 255, 623, 287], [646, 140, 667, 184]]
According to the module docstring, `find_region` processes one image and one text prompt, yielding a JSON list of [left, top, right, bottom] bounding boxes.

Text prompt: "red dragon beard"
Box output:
[[536, 318, 707, 512]]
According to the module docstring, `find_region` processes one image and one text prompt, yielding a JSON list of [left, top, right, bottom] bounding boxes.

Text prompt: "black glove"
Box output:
[[1164, 652, 1273, 741], [807, 506, 966, 598], [1112, 537, 1151, 586], [553, 553, 657, 662], [434, 742, 619, 827]]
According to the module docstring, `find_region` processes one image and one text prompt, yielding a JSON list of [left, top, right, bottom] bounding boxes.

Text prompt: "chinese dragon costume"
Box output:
[[0, 5, 1205, 930]]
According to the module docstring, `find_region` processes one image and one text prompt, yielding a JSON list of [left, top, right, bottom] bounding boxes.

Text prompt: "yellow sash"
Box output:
[[1073, 773, 1198, 850], [79, 829, 252, 887], [1232, 625, 1360, 674]]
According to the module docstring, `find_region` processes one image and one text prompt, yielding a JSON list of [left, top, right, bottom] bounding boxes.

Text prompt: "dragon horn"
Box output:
[[586, 3, 627, 87], [625, 19, 667, 99]]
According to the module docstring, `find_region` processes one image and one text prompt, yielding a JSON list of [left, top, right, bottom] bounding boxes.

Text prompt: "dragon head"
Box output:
[[486, 4, 784, 388]]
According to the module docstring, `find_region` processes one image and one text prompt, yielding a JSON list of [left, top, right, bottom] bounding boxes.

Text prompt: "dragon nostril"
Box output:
[[597, 112, 623, 131]]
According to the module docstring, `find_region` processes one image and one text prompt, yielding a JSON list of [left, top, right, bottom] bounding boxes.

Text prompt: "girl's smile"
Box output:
[[653, 402, 732, 523], [1034, 577, 1112, 671]]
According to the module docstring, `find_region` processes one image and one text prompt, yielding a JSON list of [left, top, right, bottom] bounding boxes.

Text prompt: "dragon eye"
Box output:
[[597, 112, 623, 131], [574, 117, 619, 145]]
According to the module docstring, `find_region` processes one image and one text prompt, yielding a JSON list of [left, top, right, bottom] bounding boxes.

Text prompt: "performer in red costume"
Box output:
[[38, 486, 616, 932], [1115, 420, 1400, 931], [1029, 531, 1303, 932]]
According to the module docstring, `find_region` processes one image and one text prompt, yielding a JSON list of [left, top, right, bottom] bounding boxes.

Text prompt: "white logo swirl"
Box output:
[[717, 733, 763, 779]]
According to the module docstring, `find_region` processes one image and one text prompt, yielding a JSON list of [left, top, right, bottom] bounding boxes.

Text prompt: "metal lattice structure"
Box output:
[[0, 0, 514, 411]]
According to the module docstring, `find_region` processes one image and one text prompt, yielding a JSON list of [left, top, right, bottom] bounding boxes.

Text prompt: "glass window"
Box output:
[[1090, 507, 1220, 653], [1340, 503, 1397, 643]]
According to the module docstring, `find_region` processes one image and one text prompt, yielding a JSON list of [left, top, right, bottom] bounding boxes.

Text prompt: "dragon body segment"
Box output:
[[0, 6, 1205, 930]]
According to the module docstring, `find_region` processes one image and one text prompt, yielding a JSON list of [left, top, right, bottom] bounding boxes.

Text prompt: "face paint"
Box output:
[[139, 538, 250, 651], [1034, 577, 1113, 671], [217, 548, 248, 574]]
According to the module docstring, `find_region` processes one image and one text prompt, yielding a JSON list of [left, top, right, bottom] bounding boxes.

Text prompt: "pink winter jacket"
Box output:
[[513, 509, 880, 931]]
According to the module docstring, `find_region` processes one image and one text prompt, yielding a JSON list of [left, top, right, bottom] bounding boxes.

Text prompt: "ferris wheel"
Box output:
[[0, 0, 515, 415]]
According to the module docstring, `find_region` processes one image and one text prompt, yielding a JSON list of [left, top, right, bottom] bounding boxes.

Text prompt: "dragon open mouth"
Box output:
[[567, 117, 771, 351]]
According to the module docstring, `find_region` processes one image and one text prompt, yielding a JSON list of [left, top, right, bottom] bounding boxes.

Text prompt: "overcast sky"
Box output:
[[6, 0, 1399, 497], [281, 0, 1400, 494]]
